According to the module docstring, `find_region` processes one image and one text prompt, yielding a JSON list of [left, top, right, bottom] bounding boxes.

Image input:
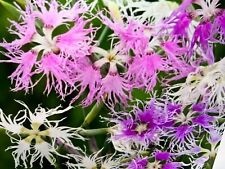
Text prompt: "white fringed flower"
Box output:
[[67, 150, 118, 169], [167, 57, 225, 113], [104, 0, 178, 24], [0, 101, 83, 168]]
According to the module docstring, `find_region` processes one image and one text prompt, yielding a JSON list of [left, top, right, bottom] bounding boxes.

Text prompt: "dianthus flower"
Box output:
[[67, 150, 118, 169], [109, 99, 169, 151], [0, 101, 83, 168], [167, 57, 225, 113], [1, 0, 94, 98]]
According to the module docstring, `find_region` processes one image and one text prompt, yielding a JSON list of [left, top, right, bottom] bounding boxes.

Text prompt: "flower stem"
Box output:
[[206, 156, 215, 169], [79, 128, 110, 136], [97, 26, 109, 45], [81, 101, 104, 128]]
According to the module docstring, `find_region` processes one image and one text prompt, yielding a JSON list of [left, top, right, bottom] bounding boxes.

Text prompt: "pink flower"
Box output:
[[99, 12, 149, 54], [0, 51, 37, 92], [1, 0, 94, 98], [56, 18, 94, 58], [126, 53, 165, 91], [71, 63, 102, 106], [162, 41, 196, 81], [3, 4, 36, 49], [98, 73, 131, 106], [71, 45, 131, 106], [36, 53, 75, 98]]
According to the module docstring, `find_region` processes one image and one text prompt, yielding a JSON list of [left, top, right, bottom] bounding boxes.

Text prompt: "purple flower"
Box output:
[[192, 103, 205, 112], [155, 151, 171, 161], [175, 125, 193, 142], [193, 114, 215, 128], [167, 103, 181, 113], [127, 157, 148, 169], [163, 162, 181, 169], [111, 100, 167, 147]]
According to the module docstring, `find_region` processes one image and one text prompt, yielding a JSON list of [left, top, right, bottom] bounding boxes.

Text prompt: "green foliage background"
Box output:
[[0, 0, 225, 168]]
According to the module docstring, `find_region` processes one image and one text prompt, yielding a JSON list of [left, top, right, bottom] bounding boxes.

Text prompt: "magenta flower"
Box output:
[[162, 41, 196, 81], [155, 151, 171, 161], [212, 10, 225, 44], [110, 100, 168, 149]]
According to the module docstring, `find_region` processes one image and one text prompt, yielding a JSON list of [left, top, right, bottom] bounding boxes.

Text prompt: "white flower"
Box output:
[[167, 57, 225, 113], [0, 108, 25, 134], [0, 101, 82, 168], [7, 139, 31, 168], [194, 0, 220, 20], [67, 150, 118, 169], [104, 0, 178, 24]]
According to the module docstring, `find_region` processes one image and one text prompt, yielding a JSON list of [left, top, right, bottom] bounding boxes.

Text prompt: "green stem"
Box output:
[[206, 156, 215, 169], [97, 26, 109, 45], [79, 128, 110, 136], [81, 101, 104, 128]]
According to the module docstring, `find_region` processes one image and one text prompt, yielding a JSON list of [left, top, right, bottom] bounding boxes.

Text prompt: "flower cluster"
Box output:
[[107, 98, 222, 168]]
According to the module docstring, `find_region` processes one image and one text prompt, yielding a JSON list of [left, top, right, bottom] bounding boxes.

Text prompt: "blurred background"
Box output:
[[0, 0, 225, 168]]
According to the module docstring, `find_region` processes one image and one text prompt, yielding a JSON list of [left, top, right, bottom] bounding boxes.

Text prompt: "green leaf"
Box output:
[[0, 0, 20, 19]]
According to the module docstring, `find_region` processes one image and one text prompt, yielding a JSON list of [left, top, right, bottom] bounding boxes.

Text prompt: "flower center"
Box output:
[[148, 161, 162, 169], [135, 123, 148, 135], [107, 53, 116, 62]]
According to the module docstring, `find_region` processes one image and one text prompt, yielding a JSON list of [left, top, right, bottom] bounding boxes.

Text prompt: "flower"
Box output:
[[67, 150, 118, 169], [0, 0, 94, 97], [126, 53, 166, 91], [127, 157, 148, 169], [167, 57, 225, 113], [110, 99, 168, 150], [0, 101, 82, 168]]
